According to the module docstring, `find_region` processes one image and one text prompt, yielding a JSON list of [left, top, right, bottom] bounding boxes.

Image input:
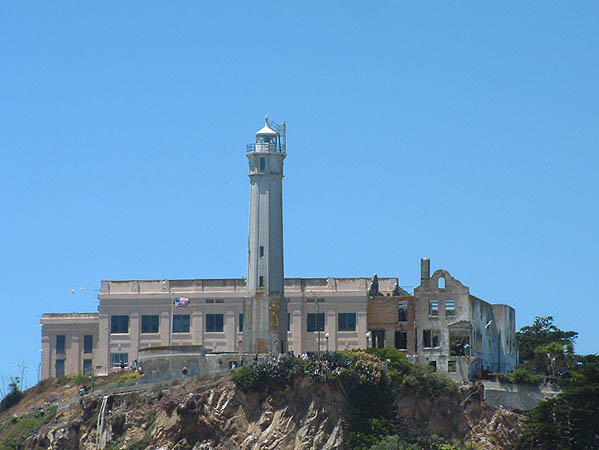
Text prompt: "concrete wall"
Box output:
[[483, 380, 561, 411]]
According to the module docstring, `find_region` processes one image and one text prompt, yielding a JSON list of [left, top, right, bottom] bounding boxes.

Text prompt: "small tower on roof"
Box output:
[[244, 115, 288, 354]]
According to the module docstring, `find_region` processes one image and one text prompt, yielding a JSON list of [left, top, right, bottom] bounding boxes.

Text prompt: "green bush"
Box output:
[[231, 367, 259, 392], [0, 406, 57, 449]]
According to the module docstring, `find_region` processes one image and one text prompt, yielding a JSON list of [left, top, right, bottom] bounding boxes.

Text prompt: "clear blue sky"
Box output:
[[1, 2, 598, 388]]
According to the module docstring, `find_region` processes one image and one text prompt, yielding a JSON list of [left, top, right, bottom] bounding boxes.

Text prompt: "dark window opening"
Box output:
[[259, 276, 264, 288], [141, 315, 160, 333], [398, 301, 408, 322], [448, 360, 457, 372], [83, 335, 93, 353], [111, 315, 129, 334], [206, 314, 224, 332], [83, 359, 93, 375], [55, 359, 65, 378], [172, 315, 190, 333], [338, 313, 356, 331], [287, 312, 290, 332], [307, 313, 325, 332], [428, 360, 437, 372], [395, 331, 408, 350], [260, 246, 264, 257], [423, 330, 441, 348], [56, 335, 65, 354], [259, 157, 265, 171], [239, 313, 243, 332]]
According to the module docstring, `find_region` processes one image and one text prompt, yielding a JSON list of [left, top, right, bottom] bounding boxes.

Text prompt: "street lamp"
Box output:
[[366, 331, 372, 348], [325, 332, 330, 352]]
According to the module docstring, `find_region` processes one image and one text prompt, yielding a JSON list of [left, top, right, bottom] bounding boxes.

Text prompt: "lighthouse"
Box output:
[[243, 115, 288, 354]]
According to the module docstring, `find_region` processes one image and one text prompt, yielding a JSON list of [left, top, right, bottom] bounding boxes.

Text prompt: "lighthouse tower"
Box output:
[[244, 115, 288, 354]]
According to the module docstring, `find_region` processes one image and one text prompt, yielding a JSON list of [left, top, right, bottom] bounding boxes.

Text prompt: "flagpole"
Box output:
[[170, 291, 174, 346]]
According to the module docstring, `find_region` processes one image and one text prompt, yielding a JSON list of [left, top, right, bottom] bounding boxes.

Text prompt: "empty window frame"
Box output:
[[206, 314, 224, 332], [438, 277, 445, 289], [56, 335, 65, 354], [307, 313, 325, 332], [239, 313, 243, 332], [429, 301, 439, 317], [448, 360, 457, 372], [395, 330, 408, 350], [55, 359, 65, 377], [259, 276, 264, 288], [423, 329, 441, 348], [445, 300, 456, 316], [111, 315, 129, 334], [110, 353, 129, 368], [338, 313, 356, 331], [83, 359, 93, 375], [215, 299, 224, 304], [287, 312, 290, 332], [206, 299, 214, 304], [172, 314, 190, 333], [259, 246, 264, 257], [141, 315, 160, 333], [397, 301, 408, 322], [259, 157, 266, 172], [83, 335, 93, 353]]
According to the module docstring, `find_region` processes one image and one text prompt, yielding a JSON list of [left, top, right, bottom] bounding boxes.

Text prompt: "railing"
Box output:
[[246, 143, 286, 153]]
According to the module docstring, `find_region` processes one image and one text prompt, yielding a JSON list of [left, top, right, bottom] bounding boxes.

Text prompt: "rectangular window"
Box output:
[[397, 301, 408, 322], [172, 315, 190, 333], [215, 299, 224, 304], [423, 330, 441, 348], [83, 359, 93, 375], [259, 276, 264, 288], [429, 301, 439, 317], [448, 360, 457, 373], [55, 359, 65, 378], [307, 313, 325, 332], [111, 315, 129, 334], [338, 313, 356, 331], [110, 353, 129, 368], [206, 314, 224, 332], [83, 335, 93, 353], [239, 313, 243, 332], [287, 312, 290, 332], [395, 331, 408, 350], [141, 315, 160, 333], [259, 246, 264, 257], [206, 299, 214, 304], [56, 335, 65, 354], [259, 157, 265, 171], [445, 300, 455, 316]]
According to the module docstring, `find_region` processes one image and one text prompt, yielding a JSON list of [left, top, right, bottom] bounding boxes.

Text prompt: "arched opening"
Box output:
[[438, 277, 445, 289]]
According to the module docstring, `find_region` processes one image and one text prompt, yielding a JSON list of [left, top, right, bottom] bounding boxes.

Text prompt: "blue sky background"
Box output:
[[1, 2, 598, 389]]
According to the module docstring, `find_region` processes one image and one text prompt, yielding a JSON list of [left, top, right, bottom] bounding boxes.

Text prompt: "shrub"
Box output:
[[0, 381, 24, 412], [231, 367, 259, 393]]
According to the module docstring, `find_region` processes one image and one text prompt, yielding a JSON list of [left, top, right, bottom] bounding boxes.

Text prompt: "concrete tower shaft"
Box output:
[[244, 116, 288, 354]]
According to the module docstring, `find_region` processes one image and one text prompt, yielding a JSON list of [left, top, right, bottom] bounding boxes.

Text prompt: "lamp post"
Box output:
[[366, 331, 372, 349], [325, 332, 329, 352]]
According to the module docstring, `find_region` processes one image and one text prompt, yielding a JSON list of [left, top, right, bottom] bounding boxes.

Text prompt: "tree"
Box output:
[[0, 376, 24, 412], [516, 316, 577, 375]]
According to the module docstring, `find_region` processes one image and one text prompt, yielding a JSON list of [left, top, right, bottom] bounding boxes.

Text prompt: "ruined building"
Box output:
[[40, 117, 517, 383]]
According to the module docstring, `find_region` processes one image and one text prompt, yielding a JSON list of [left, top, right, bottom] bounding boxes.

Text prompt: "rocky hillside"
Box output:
[[0, 371, 523, 450]]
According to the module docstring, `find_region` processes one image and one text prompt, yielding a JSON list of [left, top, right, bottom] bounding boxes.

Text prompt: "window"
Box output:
[[55, 359, 65, 377], [260, 246, 264, 257], [111, 315, 129, 334], [397, 301, 408, 322], [259, 276, 264, 288], [438, 277, 445, 289], [206, 299, 214, 304], [56, 335, 65, 354], [83, 335, 93, 353], [172, 315, 190, 333], [206, 314, 224, 332], [448, 360, 457, 373], [215, 299, 224, 304], [338, 313, 356, 331], [395, 331, 408, 350], [423, 330, 441, 348], [428, 361, 437, 372], [83, 359, 93, 375], [259, 157, 265, 171], [141, 315, 159, 333], [110, 353, 129, 368], [307, 313, 325, 332], [445, 300, 455, 316], [429, 301, 439, 317], [239, 313, 243, 332], [287, 313, 290, 332]]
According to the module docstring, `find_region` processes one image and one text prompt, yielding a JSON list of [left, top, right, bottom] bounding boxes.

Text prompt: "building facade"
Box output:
[[40, 118, 518, 382]]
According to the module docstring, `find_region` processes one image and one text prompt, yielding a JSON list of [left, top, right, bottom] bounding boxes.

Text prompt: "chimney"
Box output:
[[420, 258, 430, 283]]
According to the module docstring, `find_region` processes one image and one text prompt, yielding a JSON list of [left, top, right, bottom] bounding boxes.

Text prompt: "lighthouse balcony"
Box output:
[[246, 142, 286, 153]]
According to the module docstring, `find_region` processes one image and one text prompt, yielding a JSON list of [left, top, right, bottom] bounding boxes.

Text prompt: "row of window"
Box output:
[[54, 358, 93, 377], [110, 312, 359, 335], [429, 300, 455, 317], [55, 335, 93, 354]]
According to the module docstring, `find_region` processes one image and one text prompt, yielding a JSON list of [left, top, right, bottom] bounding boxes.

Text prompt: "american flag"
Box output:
[[175, 297, 190, 308]]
